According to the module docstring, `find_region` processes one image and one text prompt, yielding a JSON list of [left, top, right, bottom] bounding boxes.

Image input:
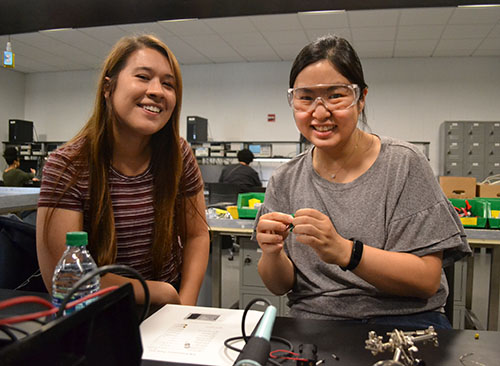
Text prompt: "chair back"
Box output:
[[207, 183, 240, 207]]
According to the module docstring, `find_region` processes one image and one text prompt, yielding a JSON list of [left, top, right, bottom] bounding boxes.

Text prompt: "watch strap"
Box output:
[[340, 239, 364, 271]]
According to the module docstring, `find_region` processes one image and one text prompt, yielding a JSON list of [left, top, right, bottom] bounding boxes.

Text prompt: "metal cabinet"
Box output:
[[443, 121, 500, 180], [239, 237, 290, 316]]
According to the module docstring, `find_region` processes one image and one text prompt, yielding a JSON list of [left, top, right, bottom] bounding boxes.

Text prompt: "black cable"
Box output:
[[241, 297, 271, 342], [31, 318, 47, 325], [0, 325, 18, 341], [223, 335, 293, 366], [223, 297, 294, 366], [2, 324, 29, 336], [55, 264, 150, 322]]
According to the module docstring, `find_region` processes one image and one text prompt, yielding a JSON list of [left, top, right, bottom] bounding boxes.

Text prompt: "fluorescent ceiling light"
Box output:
[[458, 4, 500, 7], [298, 10, 346, 15], [159, 18, 198, 23], [40, 28, 73, 33]]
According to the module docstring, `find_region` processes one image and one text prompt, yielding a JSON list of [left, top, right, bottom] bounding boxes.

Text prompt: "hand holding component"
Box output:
[[256, 212, 294, 255], [292, 208, 352, 266]]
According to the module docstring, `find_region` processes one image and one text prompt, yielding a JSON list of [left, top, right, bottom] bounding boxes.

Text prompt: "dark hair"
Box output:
[[237, 149, 254, 164], [3, 147, 19, 165], [289, 35, 368, 124]]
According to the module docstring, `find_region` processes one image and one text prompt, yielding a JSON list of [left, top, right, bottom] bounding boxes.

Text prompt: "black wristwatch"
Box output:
[[340, 239, 364, 271]]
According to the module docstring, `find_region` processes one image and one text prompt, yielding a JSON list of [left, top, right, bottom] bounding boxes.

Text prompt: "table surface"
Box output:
[[0, 187, 40, 214], [142, 316, 500, 366], [2, 285, 500, 366]]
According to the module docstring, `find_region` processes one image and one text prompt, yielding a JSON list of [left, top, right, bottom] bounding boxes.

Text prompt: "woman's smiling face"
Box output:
[[292, 59, 366, 151], [107, 47, 177, 139]]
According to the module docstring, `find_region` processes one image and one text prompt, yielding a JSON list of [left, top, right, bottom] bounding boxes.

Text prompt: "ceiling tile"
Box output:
[[11, 34, 92, 69], [78, 25, 129, 46], [221, 32, 268, 47], [161, 36, 211, 64], [394, 39, 438, 57], [159, 19, 214, 36], [433, 38, 482, 56], [41, 29, 111, 59], [204, 16, 257, 34], [2, 8, 498, 74], [298, 11, 349, 29], [207, 55, 246, 63], [351, 27, 396, 41], [118, 22, 173, 40], [232, 44, 281, 62], [306, 28, 352, 43], [271, 43, 306, 61], [397, 25, 445, 40], [442, 24, 495, 39], [352, 40, 394, 58], [399, 7, 454, 25], [348, 9, 400, 27], [449, 6, 500, 24], [248, 13, 302, 31], [477, 37, 500, 50], [490, 24, 500, 38], [262, 30, 309, 47], [473, 48, 500, 56], [182, 34, 241, 59]]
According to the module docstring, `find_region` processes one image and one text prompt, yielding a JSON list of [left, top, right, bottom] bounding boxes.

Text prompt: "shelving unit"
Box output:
[[2, 141, 65, 173], [189, 140, 308, 164]]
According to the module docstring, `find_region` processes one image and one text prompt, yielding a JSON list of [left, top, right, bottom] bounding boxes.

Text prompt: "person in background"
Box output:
[[3, 146, 39, 187], [36, 35, 210, 306], [255, 35, 471, 329], [219, 149, 262, 193]]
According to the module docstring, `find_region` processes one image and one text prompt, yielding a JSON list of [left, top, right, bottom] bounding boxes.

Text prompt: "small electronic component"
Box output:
[[297, 343, 318, 366]]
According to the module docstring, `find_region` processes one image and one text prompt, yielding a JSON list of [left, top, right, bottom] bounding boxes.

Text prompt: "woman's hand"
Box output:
[[292, 208, 352, 267], [256, 212, 293, 256], [256, 211, 295, 295]]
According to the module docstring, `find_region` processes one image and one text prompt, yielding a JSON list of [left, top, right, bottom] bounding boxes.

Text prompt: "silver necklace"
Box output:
[[329, 133, 375, 180], [330, 142, 358, 179], [329, 132, 362, 180]]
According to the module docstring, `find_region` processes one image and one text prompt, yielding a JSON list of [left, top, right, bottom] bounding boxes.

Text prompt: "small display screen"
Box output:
[[185, 313, 220, 321], [249, 144, 261, 154]]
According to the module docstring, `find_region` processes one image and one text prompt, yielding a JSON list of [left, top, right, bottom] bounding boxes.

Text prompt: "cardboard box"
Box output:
[[439, 176, 477, 199], [477, 183, 500, 198]]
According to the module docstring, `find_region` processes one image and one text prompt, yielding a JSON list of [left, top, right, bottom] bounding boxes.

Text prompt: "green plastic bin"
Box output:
[[449, 198, 489, 228], [475, 197, 500, 229], [237, 192, 265, 219]]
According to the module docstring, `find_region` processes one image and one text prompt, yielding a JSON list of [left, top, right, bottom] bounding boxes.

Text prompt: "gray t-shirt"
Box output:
[[256, 136, 471, 320]]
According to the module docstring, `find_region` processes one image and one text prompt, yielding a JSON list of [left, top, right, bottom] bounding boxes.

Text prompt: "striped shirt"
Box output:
[[38, 137, 203, 282]]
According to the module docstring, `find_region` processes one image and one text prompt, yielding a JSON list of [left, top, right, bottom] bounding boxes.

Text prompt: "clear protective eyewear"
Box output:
[[287, 83, 360, 113]]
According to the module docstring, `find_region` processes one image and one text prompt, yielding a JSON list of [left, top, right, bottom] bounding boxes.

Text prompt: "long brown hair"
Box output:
[[45, 34, 184, 278]]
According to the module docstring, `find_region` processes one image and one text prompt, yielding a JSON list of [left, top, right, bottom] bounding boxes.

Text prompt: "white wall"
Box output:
[[22, 56, 500, 175], [24, 70, 99, 141], [0, 67, 25, 171]]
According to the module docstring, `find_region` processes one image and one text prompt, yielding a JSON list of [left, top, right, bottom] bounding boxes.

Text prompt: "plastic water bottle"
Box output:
[[52, 231, 100, 313]]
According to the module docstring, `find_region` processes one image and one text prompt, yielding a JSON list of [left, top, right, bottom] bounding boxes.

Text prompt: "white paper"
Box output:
[[140, 304, 263, 365]]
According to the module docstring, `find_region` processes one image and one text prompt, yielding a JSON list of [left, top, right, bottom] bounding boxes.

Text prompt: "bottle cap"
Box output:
[[66, 231, 88, 246]]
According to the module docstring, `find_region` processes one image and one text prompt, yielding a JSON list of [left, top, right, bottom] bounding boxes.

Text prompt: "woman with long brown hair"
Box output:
[[36, 34, 209, 306]]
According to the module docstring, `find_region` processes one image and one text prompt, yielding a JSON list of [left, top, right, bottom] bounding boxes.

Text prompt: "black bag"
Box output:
[[0, 215, 46, 292]]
